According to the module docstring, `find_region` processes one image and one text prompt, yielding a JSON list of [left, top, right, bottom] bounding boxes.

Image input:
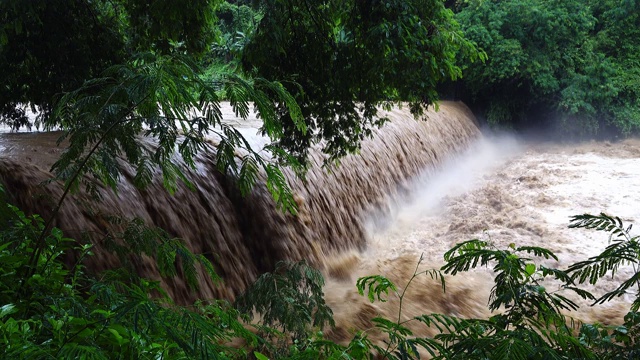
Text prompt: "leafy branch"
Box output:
[[568, 213, 640, 309], [356, 254, 445, 358], [234, 260, 334, 357], [17, 49, 307, 290]]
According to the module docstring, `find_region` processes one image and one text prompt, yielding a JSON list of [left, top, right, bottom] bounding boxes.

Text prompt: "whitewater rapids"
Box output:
[[322, 136, 640, 343], [1, 104, 638, 347]]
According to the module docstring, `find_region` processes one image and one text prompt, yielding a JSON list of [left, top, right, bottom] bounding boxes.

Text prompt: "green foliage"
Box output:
[[235, 260, 334, 356], [579, 311, 640, 360], [357, 275, 398, 303], [0, 0, 221, 128], [2, 7, 311, 306], [119, 0, 219, 56], [0, 185, 256, 359], [0, 0, 481, 238], [338, 219, 640, 359], [2, 0, 479, 177], [351, 243, 596, 359], [100, 217, 220, 290], [0, 0, 124, 127], [243, 0, 483, 165], [442, 240, 590, 314], [435, 240, 595, 359], [53, 50, 303, 212], [206, 1, 262, 71], [567, 213, 640, 359], [568, 214, 640, 309], [453, 0, 640, 136]]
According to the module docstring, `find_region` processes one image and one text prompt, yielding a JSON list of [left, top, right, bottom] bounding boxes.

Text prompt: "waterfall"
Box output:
[[0, 101, 480, 304]]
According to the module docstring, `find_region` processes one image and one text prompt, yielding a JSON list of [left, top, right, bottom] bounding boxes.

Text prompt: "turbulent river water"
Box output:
[[1, 102, 638, 346], [323, 136, 640, 343]]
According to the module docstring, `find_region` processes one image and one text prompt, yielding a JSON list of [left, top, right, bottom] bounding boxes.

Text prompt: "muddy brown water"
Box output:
[[1, 102, 637, 348], [322, 137, 640, 346], [0, 101, 479, 303]]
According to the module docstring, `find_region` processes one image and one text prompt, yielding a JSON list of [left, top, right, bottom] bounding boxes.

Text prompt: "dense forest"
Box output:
[[3, 0, 638, 138], [451, 0, 640, 137], [1, 0, 640, 358]]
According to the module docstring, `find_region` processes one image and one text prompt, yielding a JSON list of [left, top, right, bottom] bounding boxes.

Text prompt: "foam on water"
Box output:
[[3, 102, 636, 351]]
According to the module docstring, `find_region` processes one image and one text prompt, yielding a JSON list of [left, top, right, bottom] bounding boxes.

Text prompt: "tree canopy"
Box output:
[[0, 0, 479, 210], [451, 0, 640, 136], [0, 0, 123, 128], [0, 0, 216, 128], [0, 0, 475, 150], [242, 0, 479, 163]]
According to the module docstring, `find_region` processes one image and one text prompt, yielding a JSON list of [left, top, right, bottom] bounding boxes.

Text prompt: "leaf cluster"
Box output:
[[0, 0, 125, 128], [433, 240, 595, 359], [452, 0, 640, 136], [52, 50, 303, 212], [0, 0, 224, 128], [234, 260, 335, 356], [99, 216, 219, 291], [568, 214, 640, 309], [0, 185, 256, 359], [351, 244, 596, 359], [242, 0, 483, 165], [344, 215, 640, 359], [205, 2, 262, 69]]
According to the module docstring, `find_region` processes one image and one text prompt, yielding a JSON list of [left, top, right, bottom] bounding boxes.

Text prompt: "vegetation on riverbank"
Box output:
[[2, 0, 640, 358], [3, 186, 640, 358], [449, 0, 640, 136]]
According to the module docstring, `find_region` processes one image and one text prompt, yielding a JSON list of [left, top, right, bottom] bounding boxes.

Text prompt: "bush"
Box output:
[[0, 186, 256, 359], [3, 176, 640, 360]]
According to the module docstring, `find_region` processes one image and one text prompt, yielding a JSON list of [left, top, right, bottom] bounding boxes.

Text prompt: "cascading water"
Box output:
[[2, 102, 635, 349], [0, 101, 480, 304], [320, 137, 638, 345]]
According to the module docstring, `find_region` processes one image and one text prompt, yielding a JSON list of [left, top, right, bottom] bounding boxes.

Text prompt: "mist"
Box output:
[[321, 134, 640, 347], [365, 134, 522, 253]]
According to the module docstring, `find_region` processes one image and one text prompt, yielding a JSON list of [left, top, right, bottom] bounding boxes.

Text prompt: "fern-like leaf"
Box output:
[[356, 275, 398, 303]]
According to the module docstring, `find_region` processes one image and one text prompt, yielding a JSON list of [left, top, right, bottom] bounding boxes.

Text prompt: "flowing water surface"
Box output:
[[1, 103, 638, 346], [323, 136, 640, 344]]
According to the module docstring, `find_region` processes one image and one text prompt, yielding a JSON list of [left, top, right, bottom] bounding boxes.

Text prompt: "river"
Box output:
[[1, 103, 637, 346], [323, 135, 639, 343]]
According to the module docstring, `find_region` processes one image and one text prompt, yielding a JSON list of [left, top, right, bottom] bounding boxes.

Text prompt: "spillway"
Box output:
[[0, 101, 480, 304]]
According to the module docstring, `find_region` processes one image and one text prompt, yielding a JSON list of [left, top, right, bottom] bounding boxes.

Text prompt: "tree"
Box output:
[[0, 0, 218, 129], [243, 0, 481, 165], [2, 0, 482, 213], [209, 1, 261, 65], [451, 0, 640, 136], [0, 0, 124, 128]]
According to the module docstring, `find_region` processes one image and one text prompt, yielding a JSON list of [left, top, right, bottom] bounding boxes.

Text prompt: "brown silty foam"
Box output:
[[0, 101, 481, 305]]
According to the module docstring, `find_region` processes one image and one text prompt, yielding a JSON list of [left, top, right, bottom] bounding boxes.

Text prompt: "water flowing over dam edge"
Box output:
[[0, 101, 481, 303]]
